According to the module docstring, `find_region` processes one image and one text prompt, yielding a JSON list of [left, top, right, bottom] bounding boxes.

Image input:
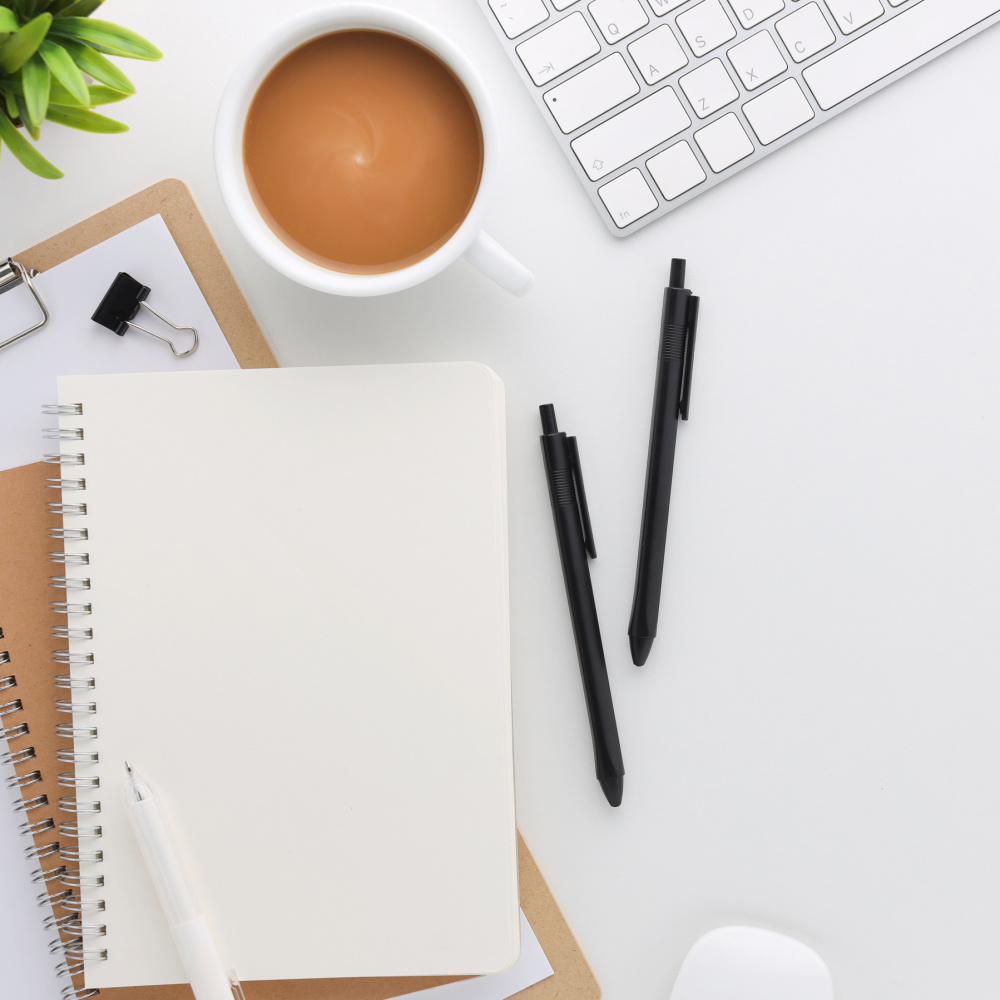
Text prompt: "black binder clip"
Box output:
[[0, 258, 50, 353], [91, 272, 199, 358]]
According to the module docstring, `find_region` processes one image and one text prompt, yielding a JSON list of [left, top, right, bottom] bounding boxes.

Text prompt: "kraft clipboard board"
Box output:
[[0, 179, 600, 1000]]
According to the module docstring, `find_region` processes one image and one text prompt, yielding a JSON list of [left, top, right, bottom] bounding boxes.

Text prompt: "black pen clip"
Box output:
[[567, 436, 596, 559], [679, 295, 699, 421]]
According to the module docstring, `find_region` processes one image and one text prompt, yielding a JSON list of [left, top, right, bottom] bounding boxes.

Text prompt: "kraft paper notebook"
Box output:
[[0, 180, 600, 1000]]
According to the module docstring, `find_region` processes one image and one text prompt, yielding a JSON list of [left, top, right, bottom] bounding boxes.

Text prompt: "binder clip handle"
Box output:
[[0, 258, 50, 353], [91, 272, 199, 358]]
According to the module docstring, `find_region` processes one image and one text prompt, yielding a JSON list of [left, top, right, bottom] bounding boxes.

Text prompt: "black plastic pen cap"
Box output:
[[669, 258, 686, 288]]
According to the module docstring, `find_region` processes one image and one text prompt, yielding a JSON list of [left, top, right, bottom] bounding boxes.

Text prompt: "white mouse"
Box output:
[[669, 926, 834, 1000]]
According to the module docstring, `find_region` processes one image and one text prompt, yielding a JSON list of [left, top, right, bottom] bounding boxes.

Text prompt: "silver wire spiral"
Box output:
[[33, 405, 105, 998]]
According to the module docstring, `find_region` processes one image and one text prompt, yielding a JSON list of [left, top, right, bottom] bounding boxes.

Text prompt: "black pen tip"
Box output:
[[669, 258, 686, 288], [630, 634, 653, 666], [600, 771, 624, 807], [539, 403, 558, 435]]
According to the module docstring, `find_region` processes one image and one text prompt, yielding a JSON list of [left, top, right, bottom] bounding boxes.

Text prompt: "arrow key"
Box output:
[[516, 12, 602, 85]]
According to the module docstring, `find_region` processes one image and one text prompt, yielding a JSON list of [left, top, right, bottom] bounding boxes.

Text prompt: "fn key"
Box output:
[[598, 170, 658, 228]]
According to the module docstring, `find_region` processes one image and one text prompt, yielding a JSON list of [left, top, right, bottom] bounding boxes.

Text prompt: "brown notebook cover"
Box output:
[[0, 180, 599, 1000]]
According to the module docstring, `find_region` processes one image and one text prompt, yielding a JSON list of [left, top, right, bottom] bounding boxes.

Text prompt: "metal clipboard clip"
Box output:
[[0, 258, 50, 352]]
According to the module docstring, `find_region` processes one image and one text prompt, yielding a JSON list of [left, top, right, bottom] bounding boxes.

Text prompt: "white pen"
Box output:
[[124, 762, 242, 1000]]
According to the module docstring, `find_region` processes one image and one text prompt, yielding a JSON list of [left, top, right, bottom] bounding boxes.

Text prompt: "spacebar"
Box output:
[[802, 0, 1000, 111]]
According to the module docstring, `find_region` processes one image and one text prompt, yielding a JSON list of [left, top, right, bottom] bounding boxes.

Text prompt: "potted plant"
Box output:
[[0, 0, 160, 178]]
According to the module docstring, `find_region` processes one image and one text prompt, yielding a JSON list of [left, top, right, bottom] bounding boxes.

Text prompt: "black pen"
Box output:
[[539, 404, 625, 807], [628, 259, 699, 667]]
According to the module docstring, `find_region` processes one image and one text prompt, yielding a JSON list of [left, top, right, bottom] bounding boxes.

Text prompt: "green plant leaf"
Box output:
[[49, 18, 160, 60], [0, 13, 52, 73], [45, 102, 125, 132], [21, 0, 50, 19], [0, 8, 19, 32], [6, 73, 78, 104], [4, 90, 18, 118], [44, 79, 121, 105], [0, 110, 63, 177], [78, 83, 126, 105], [39, 38, 88, 105], [21, 51, 50, 126], [54, 0, 104, 16], [62, 38, 133, 93], [15, 94, 39, 138]]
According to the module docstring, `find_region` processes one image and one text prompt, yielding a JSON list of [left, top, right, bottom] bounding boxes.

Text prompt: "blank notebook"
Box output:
[[54, 363, 518, 989]]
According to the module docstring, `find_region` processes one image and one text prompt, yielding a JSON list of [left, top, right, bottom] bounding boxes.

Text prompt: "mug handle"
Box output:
[[463, 232, 534, 296]]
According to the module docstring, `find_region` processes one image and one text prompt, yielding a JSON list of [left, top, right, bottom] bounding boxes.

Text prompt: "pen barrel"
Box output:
[[629, 289, 689, 646], [541, 435, 624, 781], [171, 916, 235, 1000], [128, 793, 201, 926]]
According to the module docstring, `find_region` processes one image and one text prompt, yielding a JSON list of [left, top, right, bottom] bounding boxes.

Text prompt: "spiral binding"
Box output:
[[2, 626, 96, 1000], [11, 401, 104, 999]]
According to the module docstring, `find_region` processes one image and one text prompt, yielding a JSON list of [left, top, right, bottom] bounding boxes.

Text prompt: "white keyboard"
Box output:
[[476, 0, 1000, 235]]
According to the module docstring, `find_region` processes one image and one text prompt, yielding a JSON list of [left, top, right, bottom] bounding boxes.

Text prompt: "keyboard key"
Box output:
[[676, 0, 738, 55], [804, 0, 1000, 110], [647, 141, 707, 199], [628, 25, 689, 85], [517, 13, 601, 85], [824, 0, 884, 34], [572, 87, 691, 180], [775, 2, 835, 62], [589, 0, 650, 42], [694, 112, 754, 171], [647, 0, 688, 13], [679, 58, 739, 118], [742, 78, 814, 143], [544, 53, 640, 133], [598, 168, 659, 227], [552, 0, 578, 10], [727, 0, 785, 29], [488, 0, 548, 38], [727, 30, 787, 90]]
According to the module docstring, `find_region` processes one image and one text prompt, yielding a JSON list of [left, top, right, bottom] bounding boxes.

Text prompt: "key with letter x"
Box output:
[[727, 29, 787, 90]]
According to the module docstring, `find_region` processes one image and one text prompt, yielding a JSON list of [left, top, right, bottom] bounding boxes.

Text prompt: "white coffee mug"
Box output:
[[215, 5, 533, 297]]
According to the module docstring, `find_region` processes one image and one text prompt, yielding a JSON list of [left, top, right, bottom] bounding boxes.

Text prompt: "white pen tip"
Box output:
[[125, 760, 132, 773]]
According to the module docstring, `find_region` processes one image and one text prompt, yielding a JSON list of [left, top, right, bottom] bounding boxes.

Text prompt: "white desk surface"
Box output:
[[4, 4, 1000, 998]]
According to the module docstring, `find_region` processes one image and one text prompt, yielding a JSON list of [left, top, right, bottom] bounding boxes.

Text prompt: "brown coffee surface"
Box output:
[[243, 31, 484, 274]]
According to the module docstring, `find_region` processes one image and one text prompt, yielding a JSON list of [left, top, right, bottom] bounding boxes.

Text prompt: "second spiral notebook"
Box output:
[[51, 362, 518, 990]]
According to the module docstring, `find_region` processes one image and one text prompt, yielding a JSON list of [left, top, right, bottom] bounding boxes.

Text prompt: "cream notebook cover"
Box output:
[[54, 363, 518, 989]]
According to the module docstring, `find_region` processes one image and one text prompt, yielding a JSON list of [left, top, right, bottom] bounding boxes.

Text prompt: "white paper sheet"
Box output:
[[60, 363, 517, 987], [0, 215, 239, 473], [396, 910, 554, 1000]]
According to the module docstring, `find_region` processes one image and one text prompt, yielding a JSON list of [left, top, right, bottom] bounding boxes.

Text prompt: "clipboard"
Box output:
[[0, 180, 600, 1000]]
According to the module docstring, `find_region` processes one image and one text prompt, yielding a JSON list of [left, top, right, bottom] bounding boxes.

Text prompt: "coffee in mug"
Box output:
[[242, 30, 484, 275], [216, 6, 533, 296]]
